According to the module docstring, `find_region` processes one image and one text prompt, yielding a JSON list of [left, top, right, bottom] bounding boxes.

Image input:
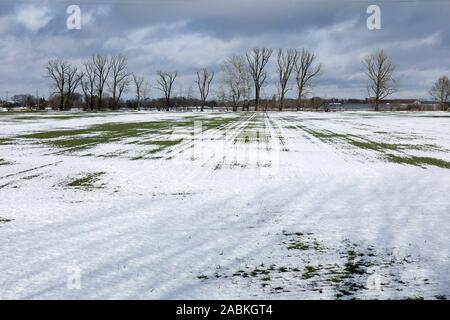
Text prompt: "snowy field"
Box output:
[[0, 111, 449, 300]]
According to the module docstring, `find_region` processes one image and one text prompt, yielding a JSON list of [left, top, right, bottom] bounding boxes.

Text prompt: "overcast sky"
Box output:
[[1, 0, 450, 100]]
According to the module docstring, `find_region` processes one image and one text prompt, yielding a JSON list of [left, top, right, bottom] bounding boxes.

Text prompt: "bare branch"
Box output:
[[195, 68, 214, 111], [294, 49, 322, 111], [108, 55, 129, 110], [45, 59, 70, 111], [92, 55, 112, 109], [246, 48, 272, 111], [132, 74, 145, 110], [156, 71, 177, 111], [81, 61, 97, 111], [277, 48, 298, 111], [363, 50, 397, 111], [221, 54, 252, 111]]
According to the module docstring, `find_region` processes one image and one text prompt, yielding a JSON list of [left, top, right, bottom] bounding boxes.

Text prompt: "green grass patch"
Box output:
[[13, 115, 248, 154], [148, 139, 184, 154], [346, 139, 400, 151], [284, 232, 322, 251], [0, 138, 13, 145], [66, 172, 106, 190], [287, 241, 310, 251], [143, 139, 183, 147], [386, 154, 450, 169], [301, 127, 402, 152], [130, 139, 184, 159], [234, 131, 269, 144], [19, 121, 177, 151], [17, 117, 238, 152], [298, 125, 447, 158], [201, 117, 240, 130], [299, 126, 347, 140], [51, 135, 119, 150], [21, 129, 91, 140], [302, 265, 319, 279]]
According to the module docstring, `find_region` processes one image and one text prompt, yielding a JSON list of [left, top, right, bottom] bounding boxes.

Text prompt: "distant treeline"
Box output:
[[2, 48, 449, 112]]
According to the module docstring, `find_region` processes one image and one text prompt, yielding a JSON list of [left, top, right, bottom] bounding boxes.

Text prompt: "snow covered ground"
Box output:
[[0, 111, 449, 299]]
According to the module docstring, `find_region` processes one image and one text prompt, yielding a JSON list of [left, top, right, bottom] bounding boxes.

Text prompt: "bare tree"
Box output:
[[221, 54, 252, 112], [216, 87, 227, 110], [65, 66, 82, 109], [142, 82, 151, 109], [294, 49, 321, 111], [429, 76, 450, 111], [92, 55, 111, 110], [132, 74, 144, 110], [364, 50, 397, 111], [246, 48, 272, 111], [186, 84, 194, 108], [45, 59, 70, 111], [156, 71, 177, 111], [81, 61, 97, 111], [277, 48, 298, 111], [196, 68, 214, 112], [109, 55, 129, 110]]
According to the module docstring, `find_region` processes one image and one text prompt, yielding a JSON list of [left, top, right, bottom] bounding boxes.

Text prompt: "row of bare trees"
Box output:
[[222, 48, 321, 111], [46, 56, 214, 111], [154, 69, 215, 111], [45, 49, 448, 112], [221, 49, 446, 111], [220, 48, 322, 111], [45, 48, 322, 112], [46, 55, 131, 111]]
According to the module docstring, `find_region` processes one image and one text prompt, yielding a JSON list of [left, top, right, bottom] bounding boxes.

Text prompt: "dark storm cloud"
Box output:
[[0, 0, 449, 99]]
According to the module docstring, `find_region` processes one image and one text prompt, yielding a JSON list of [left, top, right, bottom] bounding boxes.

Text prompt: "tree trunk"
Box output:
[[98, 93, 103, 110], [255, 86, 260, 112], [59, 94, 64, 111], [297, 89, 302, 111]]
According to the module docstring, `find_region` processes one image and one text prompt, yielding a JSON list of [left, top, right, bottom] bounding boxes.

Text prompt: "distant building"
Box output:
[[379, 99, 420, 105], [11, 94, 37, 109]]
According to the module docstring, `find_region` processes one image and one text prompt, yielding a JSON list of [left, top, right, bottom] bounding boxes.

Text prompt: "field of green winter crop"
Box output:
[[1, 111, 449, 299]]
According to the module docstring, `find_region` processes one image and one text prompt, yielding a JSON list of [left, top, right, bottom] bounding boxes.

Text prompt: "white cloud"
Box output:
[[385, 32, 442, 51], [15, 3, 53, 32], [105, 21, 240, 71], [0, 2, 449, 99], [0, 14, 16, 34], [82, 5, 112, 27]]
